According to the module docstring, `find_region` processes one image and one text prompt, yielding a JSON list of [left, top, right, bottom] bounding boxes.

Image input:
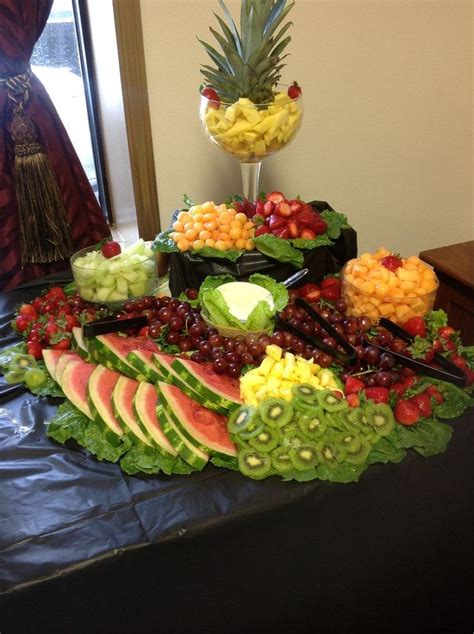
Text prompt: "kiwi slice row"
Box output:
[[228, 391, 396, 481]]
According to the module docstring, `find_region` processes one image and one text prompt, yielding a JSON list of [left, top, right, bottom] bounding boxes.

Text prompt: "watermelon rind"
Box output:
[[60, 359, 95, 419], [159, 383, 237, 461], [72, 327, 90, 360], [171, 358, 241, 412], [87, 336, 146, 381], [126, 351, 164, 383], [112, 375, 152, 446], [133, 382, 178, 457], [153, 353, 228, 415], [87, 365, 124, 437], [156, 403, 209, 470]]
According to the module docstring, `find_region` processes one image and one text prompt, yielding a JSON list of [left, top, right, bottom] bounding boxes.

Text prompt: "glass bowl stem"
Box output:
[[240, 161, 262, 201]]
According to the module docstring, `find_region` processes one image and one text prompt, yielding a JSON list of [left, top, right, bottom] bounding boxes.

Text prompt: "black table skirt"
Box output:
[[1, 277, 473, 634]]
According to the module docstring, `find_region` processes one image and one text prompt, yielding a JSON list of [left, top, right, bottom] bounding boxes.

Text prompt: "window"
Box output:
[[31, 0, 112, 222]]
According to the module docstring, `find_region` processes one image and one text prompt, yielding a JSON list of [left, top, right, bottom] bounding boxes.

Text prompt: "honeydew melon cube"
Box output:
[[96, 287, 112, 302], [122, 269, 138, 283], [108, 290, 128, 302], [116, 277, 128, 294], [129, 281, 148, 297], [79, 286, 95, 301], [101, 274, 115, 288]]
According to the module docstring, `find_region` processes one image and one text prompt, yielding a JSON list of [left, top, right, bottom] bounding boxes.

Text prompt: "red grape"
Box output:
[[213, 358, 228, 374], [178, 338, 193, 352], [157, 307, 172, 323], [227, 363, 241, 378], [166, 331, 180, 345], [169, 316, 184, 332]]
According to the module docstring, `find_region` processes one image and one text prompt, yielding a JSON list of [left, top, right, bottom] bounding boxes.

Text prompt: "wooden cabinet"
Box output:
[[419, 241, 474, 344]]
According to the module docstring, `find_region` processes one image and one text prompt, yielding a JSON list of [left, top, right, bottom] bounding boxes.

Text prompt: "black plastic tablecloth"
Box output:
[[1, 277, 473, 634]]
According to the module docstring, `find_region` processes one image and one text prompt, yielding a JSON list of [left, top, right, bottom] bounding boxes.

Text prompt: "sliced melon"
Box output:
[[159, 382, 237, 460], [60, 359, 97, 419], [153, 353, 227, 414], [54, 351, 83, 385], [133, 382, 177, 456], [171, 358, 241, 411], [42, 349, 75, 382], [156, 402, 209, 470], [126, 350, 164, 383], [112, 376, 152, 446], [88, 334, 159, 380], [72, 327, 89, 359], [87, 365, 123, 435]]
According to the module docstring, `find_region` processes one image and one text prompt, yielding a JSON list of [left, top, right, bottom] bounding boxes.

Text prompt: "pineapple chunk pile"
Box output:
[[202, 93, 302, 160], [240, 344, 342, 406]]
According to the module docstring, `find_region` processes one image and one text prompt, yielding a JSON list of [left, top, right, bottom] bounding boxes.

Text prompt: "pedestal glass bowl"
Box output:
[[200, 88, 303, 201]]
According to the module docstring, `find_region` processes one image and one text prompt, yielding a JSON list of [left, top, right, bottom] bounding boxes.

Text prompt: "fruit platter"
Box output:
[[2, 237, 473, 484]]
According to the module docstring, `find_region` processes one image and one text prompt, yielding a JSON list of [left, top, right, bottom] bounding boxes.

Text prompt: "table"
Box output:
[[1, 276, 473, 634], [419, 241, 474, 345]]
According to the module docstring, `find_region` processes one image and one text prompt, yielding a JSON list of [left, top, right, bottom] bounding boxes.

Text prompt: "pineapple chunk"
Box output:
[[255, 385, 268, 400], [265, 344, 283, 361], [259, 356, 275, 376], [282, 353, 295, 379], [225, 120, 254, 138], [269, 359, 285, 379], [295, 360, 312, 383], [240, 372, 265, 388]]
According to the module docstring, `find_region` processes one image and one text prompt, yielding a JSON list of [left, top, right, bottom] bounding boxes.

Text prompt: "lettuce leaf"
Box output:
[[320, 210, 350, 240], [394, 418, 452, 457], [290, 234, 334, 250], [406, 377, 474, 419], [152, 230, 179, 253], [368, 435, 407, 464], [316, 462, 367, 483], [195, 246, 243, 262], [120, 445, 194, 475], [254, 234, 304, 269]]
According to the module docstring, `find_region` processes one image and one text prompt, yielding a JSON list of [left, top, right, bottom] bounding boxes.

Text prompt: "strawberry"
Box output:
[[424, 385, 444, 404], [266, 191, 286, 204], [402, 316, 426, 338], [381, 254, 403, 271], [448, 353, 468, 370], [263, 200, 274, 216], [287, 220, 299, 238], [201, 86, 220, 108], [298, 283, 321, 303], [402, 375, 418, 390], [364, 387, 390, 404], [52, 338, 71, 351], [287, 81, 302, 99], [312, 217, 328, 236], [275, 201, 292, 217], [390, 382, 406, 398], [102, 241, 121, 258], [255, 199, 265, 215], [267, 214, 287, 231], [344, 375, 366, 395], [299, 228, 317, 241], [27, 341, 44, 360], [272, 227, 290, 239], [321, 277, 340, 289], [346, 393, 360, 408], [288, 199, 302, 214], [255, 225, 270, 237], [321, 282, 341, 302], [464, 369, 474, 386], [438, 326, 456, 339], [394, 399, 421, 425], [410, 393, 432, 418]]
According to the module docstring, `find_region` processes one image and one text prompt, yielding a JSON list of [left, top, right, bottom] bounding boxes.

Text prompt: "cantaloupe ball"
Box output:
[[177, 238, 190, 251], [218, 211, 232, 225], [204, 220, 217, 232], [229, 226, 242, 240], [202, 201, 216, 211], [217, 232, 229, 241], [192, 212, 204, 223], [172, 221, 184, 232], [203, 212, 216, 223], [205, 238, 215, 247], [235, 238, 246, 249], [177, 211, 190, 223], [172, 232, 184, 243], [185, 229, 198, 241], [188, 205, 202, 215], [235, 212, 247, 224], [215, 240, 227, 251], [219, 224, 231, 234], [193, 239, 205, 250], [193, 223, 204, 233], [199, 229, 211, 241], [245, 239, 255, 251]]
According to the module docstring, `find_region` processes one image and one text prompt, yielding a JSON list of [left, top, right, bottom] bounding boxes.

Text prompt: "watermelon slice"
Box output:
[[126, 350, 165, 383], [133, 382, 177, 456], [158, 382, 237, 461], [42, 349, 76, 382], [72, 327, 89, 359], [171, 358, 242, 412], [112, 376, 152, 446], [88, 333, 159, 380], [153, 353, 228, 414], [60, 359, 97, 419], [156, 403, 209, 470], [87, 365, 123, 435], [53, 351, 84, 385]]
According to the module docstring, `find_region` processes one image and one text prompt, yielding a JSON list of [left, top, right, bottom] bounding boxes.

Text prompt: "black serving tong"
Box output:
[[378, 318, 467, 387], [83, 314, 147, 338], [0, 382, 25, 402], [276, 297, 357, 364]]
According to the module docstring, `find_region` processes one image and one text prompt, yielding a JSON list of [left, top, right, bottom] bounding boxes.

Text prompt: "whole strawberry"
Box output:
[[364, 387, 390, 404], [394, 398, 421, 426], [101, 241, 121, 258], [344, 375, 365, 395], [403, 316, 426, 338], [381, 254, 403, 272], [287, 81, 302, 99], [410, 393, 432, 418]]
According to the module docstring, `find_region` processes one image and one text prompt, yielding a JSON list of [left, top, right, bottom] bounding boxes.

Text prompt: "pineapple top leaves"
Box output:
[[199, 0, 295, 104]]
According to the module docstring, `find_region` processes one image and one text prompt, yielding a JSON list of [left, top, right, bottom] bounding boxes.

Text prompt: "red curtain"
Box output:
[[0, 0, 111, 290]]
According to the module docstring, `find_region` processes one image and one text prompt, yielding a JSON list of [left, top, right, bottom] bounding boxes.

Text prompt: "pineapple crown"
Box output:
[[199, 0, 295, 104]]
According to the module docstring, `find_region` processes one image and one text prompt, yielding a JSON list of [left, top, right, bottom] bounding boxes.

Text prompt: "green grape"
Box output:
[[23, 368, 47, 390]]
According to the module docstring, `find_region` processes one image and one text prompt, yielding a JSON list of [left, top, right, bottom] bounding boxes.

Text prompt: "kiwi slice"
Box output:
[[345, 408, 378, 442], [289, 441, 318, 471], [297, 410, 327, 441], [258, 398, 294, 429], [239, 417, 265, 440], [249, 426, 280, 453], [316, 390, 348, 413], [228, 405, 259, 435], [280, 420, 298, 436], [238, 449, 272, 479], [10, 353, 36, 372], [341, 436, 372, 464], [292, 383, 320, 404], [271, 446, 294, 475], [316, 439, 347, 468], [280, 429, 306, 451], [292, 399, 322, 417], [367, 403, 395, 438]]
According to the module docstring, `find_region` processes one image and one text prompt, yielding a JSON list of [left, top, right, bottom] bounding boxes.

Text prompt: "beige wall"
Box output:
[[140, 0, 473, 256]]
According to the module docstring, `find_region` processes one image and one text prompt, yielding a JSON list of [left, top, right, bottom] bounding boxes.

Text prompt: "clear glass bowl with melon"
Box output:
[[71, 240, 158, 305], [199, 88, 303, 162], [341, 249, 439, 325]]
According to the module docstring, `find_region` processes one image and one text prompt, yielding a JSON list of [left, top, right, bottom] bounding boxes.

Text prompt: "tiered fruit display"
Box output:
[[199, 1, 303, 160]]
